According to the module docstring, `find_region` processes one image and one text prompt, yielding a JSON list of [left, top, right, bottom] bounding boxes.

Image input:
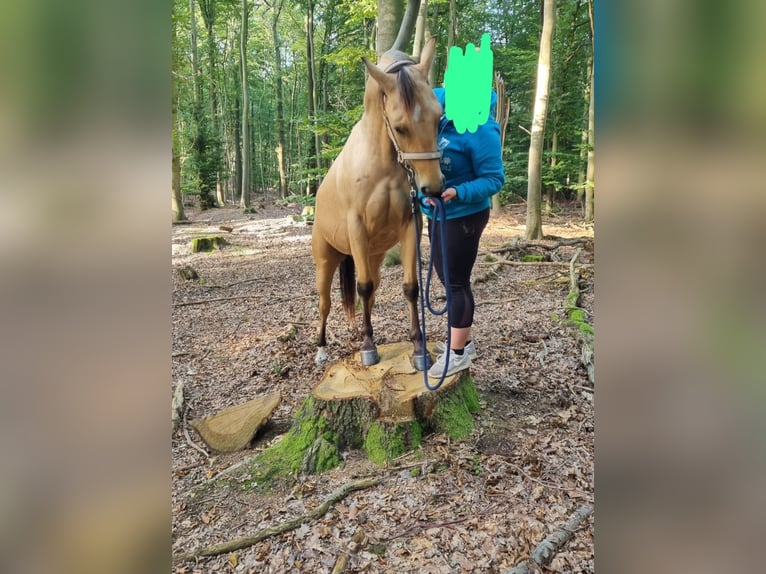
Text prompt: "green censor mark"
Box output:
[[443, 33, 494, 134]]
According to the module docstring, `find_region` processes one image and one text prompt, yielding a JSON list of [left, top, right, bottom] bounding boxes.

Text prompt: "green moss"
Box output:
[[363, 421, 422, 465], [249, 397, 342, 489], [191, 236, 228, 252], [522, 253, 544, 262], [431, 377, 480, 440], [565, 292, 594, 335]]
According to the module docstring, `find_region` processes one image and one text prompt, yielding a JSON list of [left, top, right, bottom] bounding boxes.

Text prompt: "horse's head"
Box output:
[[363, 38, 445, 197]]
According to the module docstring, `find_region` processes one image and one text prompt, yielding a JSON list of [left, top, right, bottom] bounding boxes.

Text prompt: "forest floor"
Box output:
[[171, 197, 595, 573]]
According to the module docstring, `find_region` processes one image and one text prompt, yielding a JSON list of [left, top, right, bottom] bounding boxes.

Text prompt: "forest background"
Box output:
[[171, 0, 595, 232]]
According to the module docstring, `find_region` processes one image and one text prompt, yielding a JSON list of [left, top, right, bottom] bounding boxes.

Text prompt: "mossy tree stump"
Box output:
[[191, 236, 229, 252], [250, 343, 480, 485]]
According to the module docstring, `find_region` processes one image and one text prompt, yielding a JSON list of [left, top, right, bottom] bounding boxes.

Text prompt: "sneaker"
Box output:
[[428, 349, 472, 378], [433, 339, 477, 358]]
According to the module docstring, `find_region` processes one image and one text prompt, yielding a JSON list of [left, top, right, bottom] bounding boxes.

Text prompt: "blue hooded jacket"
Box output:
[[419, 87, 505, 220]]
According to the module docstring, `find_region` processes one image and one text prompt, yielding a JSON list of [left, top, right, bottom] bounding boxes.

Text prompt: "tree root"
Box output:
[[503, 503, 594, 574], [172, 477, 381, 564]]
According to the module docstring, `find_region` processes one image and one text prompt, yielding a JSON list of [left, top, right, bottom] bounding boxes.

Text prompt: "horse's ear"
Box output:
[[417, 37, 437, 75], [362, 57, 396, 93]]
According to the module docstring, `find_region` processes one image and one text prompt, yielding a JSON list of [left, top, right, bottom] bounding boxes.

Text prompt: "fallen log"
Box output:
[[503, 503, 594, 574], [172, 477, 381, 564]]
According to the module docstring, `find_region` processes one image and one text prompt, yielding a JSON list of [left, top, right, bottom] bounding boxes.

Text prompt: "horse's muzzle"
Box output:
[[420, 174, 446, 197]]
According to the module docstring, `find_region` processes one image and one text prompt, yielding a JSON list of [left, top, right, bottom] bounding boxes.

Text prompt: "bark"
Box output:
[[306, 0, 319, 195], [272, 0, 288, 198], [493, 73, 510, 214], [376, 0, 403, 58], [172, 1, 186, 222], [525, 0, 557, 239], [391, 0, 420, 53], [577, 54, 591, 213], [412, 0, 429, 59], [584, 53, 594, 221], [172, 155, 185, 222], [503, 503, 593, 574], [584, 0, 594, 221], [240, 0, 251, 209], [545, 128, 558, 212], [199, 0, 224, 206]]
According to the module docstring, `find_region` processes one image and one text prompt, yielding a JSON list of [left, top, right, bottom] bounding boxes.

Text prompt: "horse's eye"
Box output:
[[394, 126, 407, 135]]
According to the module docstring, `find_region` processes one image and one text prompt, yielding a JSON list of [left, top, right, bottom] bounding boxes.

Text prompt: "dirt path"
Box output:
[[172, 200, 594, 573]]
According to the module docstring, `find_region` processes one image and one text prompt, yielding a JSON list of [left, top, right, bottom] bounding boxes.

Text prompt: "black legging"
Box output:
[[428, 208, 490, 329]]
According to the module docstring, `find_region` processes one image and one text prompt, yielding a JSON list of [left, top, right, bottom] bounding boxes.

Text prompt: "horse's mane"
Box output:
[[381, 51, 418, 111]]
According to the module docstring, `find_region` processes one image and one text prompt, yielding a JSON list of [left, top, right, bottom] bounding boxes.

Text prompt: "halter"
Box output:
[[380, 60, 442, 194]]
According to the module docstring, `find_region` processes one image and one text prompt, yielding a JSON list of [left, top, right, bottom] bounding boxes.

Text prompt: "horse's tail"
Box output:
[[338, 255, 356, 324]]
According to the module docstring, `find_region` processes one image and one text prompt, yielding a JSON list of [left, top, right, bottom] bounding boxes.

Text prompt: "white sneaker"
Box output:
[[428, 349, 472, 378], [433, 339, 477, 358]]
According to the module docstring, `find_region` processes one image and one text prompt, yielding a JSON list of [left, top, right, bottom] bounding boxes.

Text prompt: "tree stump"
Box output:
[[250, 343, 480, 485], [191, 236, 229, 252]]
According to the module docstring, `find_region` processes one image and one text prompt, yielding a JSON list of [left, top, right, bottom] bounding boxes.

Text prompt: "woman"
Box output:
[[420, 86, 505, 378]]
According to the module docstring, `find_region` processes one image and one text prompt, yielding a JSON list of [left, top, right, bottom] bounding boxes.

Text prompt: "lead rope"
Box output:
[[411, 192, 452, 391]]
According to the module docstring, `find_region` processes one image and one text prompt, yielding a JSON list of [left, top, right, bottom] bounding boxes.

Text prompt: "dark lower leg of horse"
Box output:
[[315, 318, 329, 365], [403, 281, 431, 371], [356, 280, 379, 366]]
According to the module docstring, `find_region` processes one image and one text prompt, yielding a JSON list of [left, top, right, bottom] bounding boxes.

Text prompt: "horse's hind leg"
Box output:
[[313, 237, 344, 366]]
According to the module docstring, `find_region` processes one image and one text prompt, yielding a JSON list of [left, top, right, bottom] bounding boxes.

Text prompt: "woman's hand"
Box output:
[[424, 187, 457, 206], [441, 187, 458, 203]]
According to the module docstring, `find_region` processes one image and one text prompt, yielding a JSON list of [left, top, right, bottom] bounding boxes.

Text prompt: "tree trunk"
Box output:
[[376, 0, 403, 58], [272, 1, 288, 198], [412, 0, 429, 59], [448, 0, 456, 49], [493, 73, 510, 214], [189, 0, 216, 209], [577, 55, 591, 214], [200, 0, 224, 207], [305, 0, 319, 195], [391, 0, 419, 53], [544, 128, 558, 212], [584, 62, 594, 221], [584, 0, 594, 222], [172, 0, 186, 223], [240, 0, 251, 210], [172, 155, 185, 222], [525, 0, 557, 240], [249, 343, 481, 479]]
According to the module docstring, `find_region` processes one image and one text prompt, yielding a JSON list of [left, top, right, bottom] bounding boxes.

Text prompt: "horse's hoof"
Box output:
[[315, 347, 329, 366], [359, 348, 380, 366], [412, 352, 433, 371]]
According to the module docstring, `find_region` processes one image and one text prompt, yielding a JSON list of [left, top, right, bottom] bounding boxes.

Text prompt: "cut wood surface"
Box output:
[[190, 391, 281, 453], [313, 342, 461, 423]]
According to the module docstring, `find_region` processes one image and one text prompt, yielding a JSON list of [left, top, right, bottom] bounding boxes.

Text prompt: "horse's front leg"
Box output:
[[400, 216, 432, 371], [348, 217, 381, 366]]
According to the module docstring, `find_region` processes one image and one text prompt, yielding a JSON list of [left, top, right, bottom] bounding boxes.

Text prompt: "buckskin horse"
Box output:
[[312, 38, 444, 369]]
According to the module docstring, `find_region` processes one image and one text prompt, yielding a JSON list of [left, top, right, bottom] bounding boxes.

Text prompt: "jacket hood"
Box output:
[[433, 87, 498, 119]]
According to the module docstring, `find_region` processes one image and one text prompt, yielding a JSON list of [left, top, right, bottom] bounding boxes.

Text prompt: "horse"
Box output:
[[312, 38, 445, 369]]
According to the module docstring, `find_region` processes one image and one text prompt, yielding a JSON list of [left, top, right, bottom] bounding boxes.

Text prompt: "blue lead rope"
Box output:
[[413, 195, 452, 391]]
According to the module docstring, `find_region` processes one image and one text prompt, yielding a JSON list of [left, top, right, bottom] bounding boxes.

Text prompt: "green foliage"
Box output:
[[171, 0, 594, 209], [383, 245, 401, 268]]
